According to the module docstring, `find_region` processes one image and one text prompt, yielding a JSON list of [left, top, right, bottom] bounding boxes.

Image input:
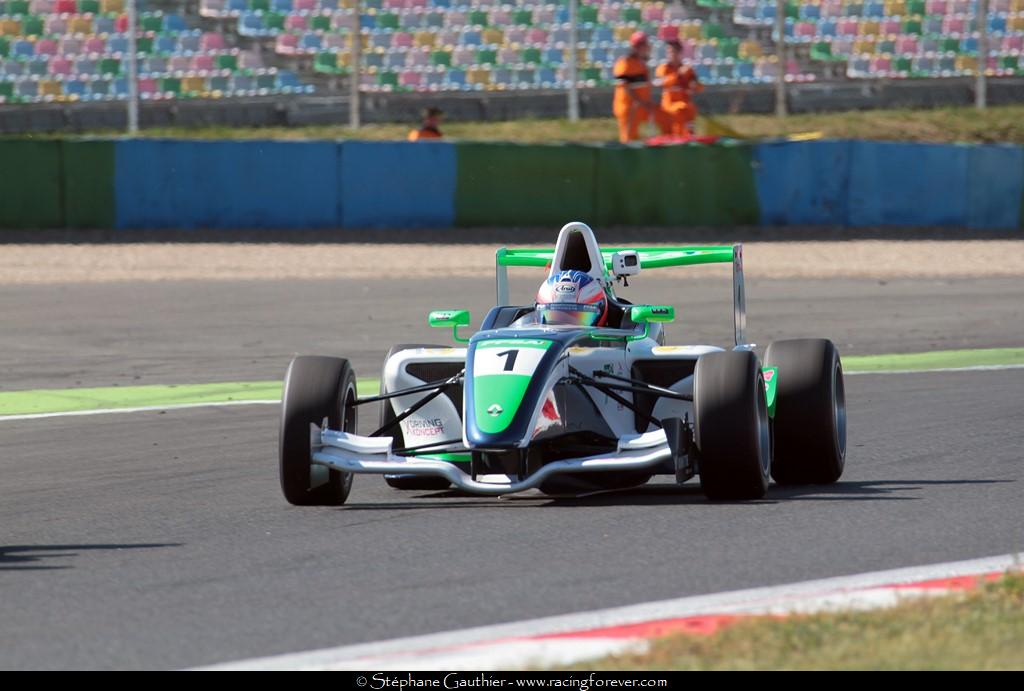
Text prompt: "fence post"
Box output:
[[567, 0, 580, 121], [350, 0, 362, 129], [774, 0, 787, 117], [126, 0, 139, 134], [976, 0, 988, 110]]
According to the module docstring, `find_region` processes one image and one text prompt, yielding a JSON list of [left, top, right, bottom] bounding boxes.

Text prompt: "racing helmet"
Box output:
[[536, 270, 608, 327]]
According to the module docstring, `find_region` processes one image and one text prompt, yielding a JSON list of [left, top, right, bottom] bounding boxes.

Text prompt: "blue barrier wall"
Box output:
[[115, 140, 340, 229], [847, 141, 971, 227], [966, 144, 1024, 230], [754, 140, 851, 226], [755, 140, 1024, 229], [339, 141, 456, 228], [103, 138, 1024, 231]]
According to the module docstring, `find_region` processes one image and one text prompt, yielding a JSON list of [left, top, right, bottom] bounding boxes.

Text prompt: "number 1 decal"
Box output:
[[473, 339, 550, 377], [495, 349, 519, 372]]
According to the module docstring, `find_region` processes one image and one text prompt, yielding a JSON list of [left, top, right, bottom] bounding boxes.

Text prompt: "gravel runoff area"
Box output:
[[2, 240, 1024, 284]]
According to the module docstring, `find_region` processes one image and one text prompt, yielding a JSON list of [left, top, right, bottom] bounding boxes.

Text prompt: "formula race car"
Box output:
[[279, 222, 847, 505]]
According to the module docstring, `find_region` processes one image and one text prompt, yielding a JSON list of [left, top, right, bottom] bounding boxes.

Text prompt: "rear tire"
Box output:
[[380, 344, 453, 491], [764, 338, 846, 485], [694, 350, 771, 501], [279, 356, 356, 506]]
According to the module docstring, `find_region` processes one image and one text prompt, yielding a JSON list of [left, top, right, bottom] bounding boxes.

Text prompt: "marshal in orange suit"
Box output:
[[612, 32, 672, 143], [408, 107, 444, 141], [655, 39, 704, 136]]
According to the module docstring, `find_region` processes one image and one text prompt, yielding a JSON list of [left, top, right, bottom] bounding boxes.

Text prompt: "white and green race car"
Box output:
[[278, 222, 846, 505]]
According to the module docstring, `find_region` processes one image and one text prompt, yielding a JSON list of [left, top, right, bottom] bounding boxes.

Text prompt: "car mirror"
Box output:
[[630, 305, 676, 324], [428, 309, 471, 344]]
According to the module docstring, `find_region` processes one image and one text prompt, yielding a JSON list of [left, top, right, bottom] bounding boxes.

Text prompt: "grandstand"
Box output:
[[204, 0, 810, 92], [0, 0, 1020, 107], [0, 0, 310, 102]]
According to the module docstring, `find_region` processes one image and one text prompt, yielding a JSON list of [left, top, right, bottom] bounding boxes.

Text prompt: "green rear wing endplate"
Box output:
[[495, 244, 748, 346]]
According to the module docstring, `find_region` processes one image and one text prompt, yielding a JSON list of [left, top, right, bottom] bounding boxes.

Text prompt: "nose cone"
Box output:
[[465, 337, 556, 447]]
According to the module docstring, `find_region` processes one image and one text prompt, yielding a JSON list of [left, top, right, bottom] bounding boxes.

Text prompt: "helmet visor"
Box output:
[[537, 302, 603, 327]]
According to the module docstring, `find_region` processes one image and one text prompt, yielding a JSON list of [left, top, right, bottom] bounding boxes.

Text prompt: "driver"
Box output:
[[536, 270, 609, 327]]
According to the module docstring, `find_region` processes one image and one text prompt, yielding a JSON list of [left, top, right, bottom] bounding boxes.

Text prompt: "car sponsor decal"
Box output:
[[651, 346, 706, 355], [762, 366, 778, 418], [475, 339, 552, 350], [532, 392, 561, 437], [404, 417, 446, 438]]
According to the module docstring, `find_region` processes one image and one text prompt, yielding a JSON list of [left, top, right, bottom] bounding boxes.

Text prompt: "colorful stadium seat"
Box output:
[[2, 0, 1020, 102]]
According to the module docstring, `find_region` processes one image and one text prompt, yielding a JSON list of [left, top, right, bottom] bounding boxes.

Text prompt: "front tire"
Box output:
[[694, 350, 771, 501], [279, 356, 356, 506], [764, 338, 846, 485]]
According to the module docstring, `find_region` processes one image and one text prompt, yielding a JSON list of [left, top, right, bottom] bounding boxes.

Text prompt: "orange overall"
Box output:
[[613, 55, 672, 143], [408, 126, 443, 141], [656, 62, 703, 136]]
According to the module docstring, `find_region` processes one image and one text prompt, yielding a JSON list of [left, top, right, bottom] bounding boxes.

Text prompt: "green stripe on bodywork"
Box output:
[[413, 452, 472, 463], [473, 374, 530, 434], [843, 348, 1024, 372], [475, 339, 552, 349], [0, 378, 379, 416]]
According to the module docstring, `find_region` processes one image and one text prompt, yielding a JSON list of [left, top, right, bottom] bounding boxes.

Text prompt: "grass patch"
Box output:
[[718, 104, 1024, 144], [843, 347, 1024, 372], [51, 104, 1024, 145], [573, 573, 1024, 670], [0, 378, 380, 416]]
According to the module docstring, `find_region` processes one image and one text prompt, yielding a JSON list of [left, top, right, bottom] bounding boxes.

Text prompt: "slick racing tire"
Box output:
[[764, 338, 846, 485], [279, 356, 356, 506], [694, 350, 771, 501], [380, 344, 452, 491]]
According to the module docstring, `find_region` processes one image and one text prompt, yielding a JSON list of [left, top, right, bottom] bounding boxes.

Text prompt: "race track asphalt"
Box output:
[[0, 275, 1022, 669], [1, 275, 1022, 391]]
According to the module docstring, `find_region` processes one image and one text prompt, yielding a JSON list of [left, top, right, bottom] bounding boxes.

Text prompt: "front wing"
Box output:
[[311, 427, 678, 496]]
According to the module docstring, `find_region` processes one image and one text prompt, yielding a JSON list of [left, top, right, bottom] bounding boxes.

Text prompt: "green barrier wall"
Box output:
[[455, 143, 598, 227], [594, 143, 759, 226], [454, 142, 756, 228], [0, 140, 63, 228], [676, 143, 759, 226], [62, 140, 115, 229]]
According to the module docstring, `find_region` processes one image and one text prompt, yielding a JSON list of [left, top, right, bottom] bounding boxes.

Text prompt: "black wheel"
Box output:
[[763, 338, 846, 485], [380, 344, 452, 491], [694, 350, 771, 501], [279, 356, 356, 506]]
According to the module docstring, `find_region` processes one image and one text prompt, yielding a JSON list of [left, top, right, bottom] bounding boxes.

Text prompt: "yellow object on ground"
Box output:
[[699, 115, 824, 141]]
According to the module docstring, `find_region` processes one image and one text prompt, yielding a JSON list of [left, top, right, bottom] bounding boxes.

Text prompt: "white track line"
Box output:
[[1, 363, 1021, 423], [199, 552, 1021, 671]]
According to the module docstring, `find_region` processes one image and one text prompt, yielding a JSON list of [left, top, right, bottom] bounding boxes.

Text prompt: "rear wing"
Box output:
[[495, 244, 747, 346]]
